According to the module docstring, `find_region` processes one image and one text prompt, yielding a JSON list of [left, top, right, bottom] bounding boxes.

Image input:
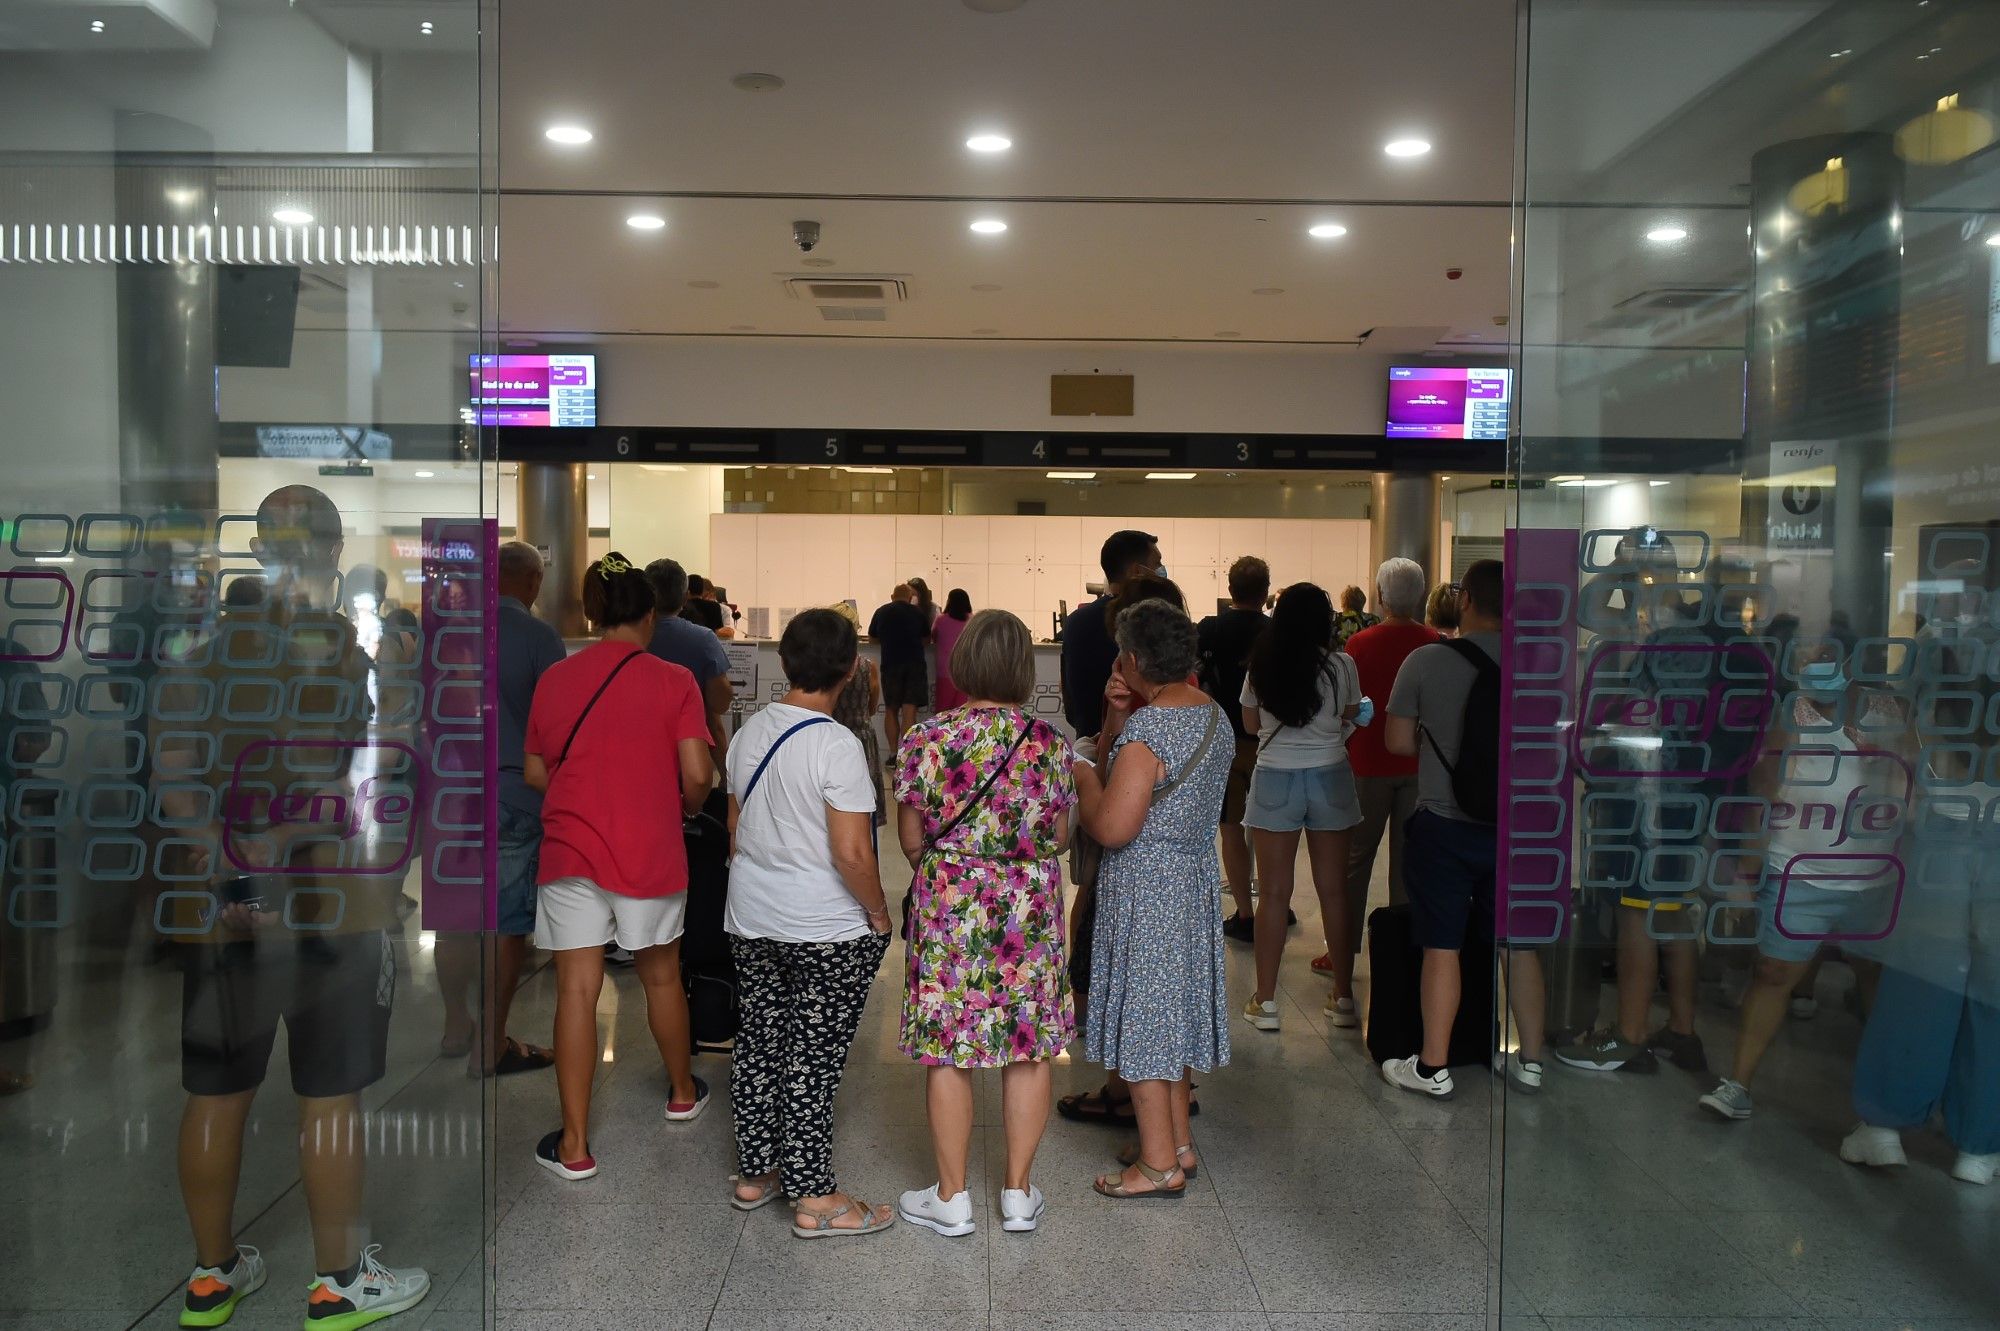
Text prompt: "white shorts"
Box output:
[[534, 877, 688, 953]]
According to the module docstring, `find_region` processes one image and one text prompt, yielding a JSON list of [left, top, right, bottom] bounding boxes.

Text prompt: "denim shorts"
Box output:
[[497, 804, 542, 936], [1242, 762, 1363, 833], [1755, 872, 1896, 964]]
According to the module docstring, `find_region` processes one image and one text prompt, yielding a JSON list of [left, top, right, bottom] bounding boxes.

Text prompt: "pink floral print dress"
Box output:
[[893, 706, 1078, 1067]]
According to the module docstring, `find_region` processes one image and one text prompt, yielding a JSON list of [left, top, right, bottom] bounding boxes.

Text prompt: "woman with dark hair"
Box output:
[[908, 576, 939, 628], [931, 588, 975, 712], [724, 609, 896, 1237], [524, 553, 717, 1182], [1071, 598, 1232, 1198], [1240, 582, 1367, 1034]]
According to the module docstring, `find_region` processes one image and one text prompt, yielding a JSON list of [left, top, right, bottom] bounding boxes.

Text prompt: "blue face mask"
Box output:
[[1798, 659, 1847, 698]]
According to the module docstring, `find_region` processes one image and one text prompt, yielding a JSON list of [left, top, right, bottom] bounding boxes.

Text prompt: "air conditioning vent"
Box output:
[[818, 306, 888, 322], [782, 275, 911, 303]]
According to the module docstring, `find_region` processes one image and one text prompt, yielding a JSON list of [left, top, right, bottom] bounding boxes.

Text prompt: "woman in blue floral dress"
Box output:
[[893, 609, 1077, 1237]]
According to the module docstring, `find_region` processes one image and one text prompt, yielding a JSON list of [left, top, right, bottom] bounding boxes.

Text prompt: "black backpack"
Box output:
[[1422, 638, 1501, 824]]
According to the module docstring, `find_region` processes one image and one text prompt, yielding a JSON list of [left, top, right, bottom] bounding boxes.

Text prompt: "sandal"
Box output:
[[471, 1037, 555, 1079], [1093, 1159, 1187, 1201], [729, 1173, 783, 1212], [1056, 1085, 1135, 1126], [791, 1197, 894, 1240], [1311, 954, 1333, 975], [1117, 1141, 1198, 1180]]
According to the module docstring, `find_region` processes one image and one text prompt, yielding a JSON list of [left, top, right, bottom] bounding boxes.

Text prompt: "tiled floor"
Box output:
[[5, 847, 1998, 1330]]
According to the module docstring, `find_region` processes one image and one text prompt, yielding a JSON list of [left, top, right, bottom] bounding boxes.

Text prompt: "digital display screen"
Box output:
[[469, 354, 597, 427], [1385, 366, 1511, 440]]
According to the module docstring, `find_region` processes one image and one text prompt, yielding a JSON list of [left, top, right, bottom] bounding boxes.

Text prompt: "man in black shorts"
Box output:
[[1197, 555, 1270, 938], [869, 582, 931, 759], [153, 485, 429, 1329]]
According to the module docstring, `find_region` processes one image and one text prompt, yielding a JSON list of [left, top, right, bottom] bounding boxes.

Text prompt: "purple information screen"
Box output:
[[1385, 366, 1511, 441], [469, 354, 598, 427]]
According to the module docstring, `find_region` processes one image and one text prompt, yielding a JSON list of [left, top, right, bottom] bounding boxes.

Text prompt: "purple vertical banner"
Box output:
[[1500, 528, 1581, 944], [420, 517, 499, 931]]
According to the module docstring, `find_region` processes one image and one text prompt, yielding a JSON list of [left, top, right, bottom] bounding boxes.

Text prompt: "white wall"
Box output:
[[605, 466, 726, 577]]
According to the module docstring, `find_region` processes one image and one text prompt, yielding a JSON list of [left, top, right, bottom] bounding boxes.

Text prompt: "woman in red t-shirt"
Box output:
[[524, 553, 716, 1182]]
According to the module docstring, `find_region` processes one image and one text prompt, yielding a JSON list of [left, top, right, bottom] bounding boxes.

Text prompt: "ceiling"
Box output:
[[488, 0, 1518, 346]]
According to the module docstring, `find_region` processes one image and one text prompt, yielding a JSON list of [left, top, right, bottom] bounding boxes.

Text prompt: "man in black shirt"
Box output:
[[868, 582, 932, 759], [1060, 529, 1162, 737], [1198, 555, 1270, 938]]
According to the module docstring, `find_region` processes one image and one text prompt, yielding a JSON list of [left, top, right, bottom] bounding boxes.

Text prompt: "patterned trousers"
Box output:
[[729, 931, 889, 1198]]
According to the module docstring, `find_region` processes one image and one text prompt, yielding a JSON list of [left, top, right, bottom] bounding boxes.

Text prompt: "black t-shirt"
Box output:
[[1197, 606, 1267, 741], [1060, 596, 1117, 736], [868, 600, 930, 669]]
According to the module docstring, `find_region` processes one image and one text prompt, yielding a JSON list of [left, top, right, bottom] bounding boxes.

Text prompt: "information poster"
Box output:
[[723, 641, 760, 695]]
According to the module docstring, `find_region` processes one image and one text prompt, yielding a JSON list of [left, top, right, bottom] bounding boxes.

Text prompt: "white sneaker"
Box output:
[[1242, 998, 1280, 1032], [1000, 1185, 1046, 1233], [1838, 1122, 1907, 1169], [1699, 1078, 1754, 1121], [898, 1183, 975, 1237], [1323, 994, 1359, 1028], [1492, 1052, 1543, 1094], [1380, 1055, 1454, 1099], [1789, 995, 1819, 1021], [1951, 1151, 1997, 1186], [303, 1245, 430, 1327], [180, 1245, 266, 1327]]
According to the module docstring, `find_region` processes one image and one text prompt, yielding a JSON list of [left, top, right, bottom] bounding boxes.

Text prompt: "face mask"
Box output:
[[1798, 659, 1847, 699], [1152, 563, 1169, 580]]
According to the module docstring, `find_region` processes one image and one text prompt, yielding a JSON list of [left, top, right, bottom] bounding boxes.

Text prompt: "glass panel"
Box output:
[[1507, 1, 2000, 1324], [0, 4, 494, 1326]]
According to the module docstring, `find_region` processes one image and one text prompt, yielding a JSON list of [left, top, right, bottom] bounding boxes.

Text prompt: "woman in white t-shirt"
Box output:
[[1238, 582, 1370, 1033], [724, 609, 896, 1239]]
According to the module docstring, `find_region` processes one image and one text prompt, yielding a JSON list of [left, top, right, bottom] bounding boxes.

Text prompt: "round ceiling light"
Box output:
[[272, 207, 314, 226], [731, 72, 785, 92], [1646, 225, 1689, 244], [545, 125, 593, 145], [419, 20, 434, 35], [1308, 222, 1348, 239], [1383, 138, 1432, 158], [969, 218, 1008, 234], [966, 133, 1013, 153], [626, 213, 666, 230], [90, 19, 105, 32]]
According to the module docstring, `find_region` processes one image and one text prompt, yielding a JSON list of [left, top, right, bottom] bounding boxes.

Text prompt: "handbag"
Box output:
[[1069, 703, 1221, 890]]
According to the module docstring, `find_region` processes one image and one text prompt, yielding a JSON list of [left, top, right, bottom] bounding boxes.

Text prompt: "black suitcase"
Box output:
[[1363, 903, 1495, 1070], [681, 789, 737, 1051]]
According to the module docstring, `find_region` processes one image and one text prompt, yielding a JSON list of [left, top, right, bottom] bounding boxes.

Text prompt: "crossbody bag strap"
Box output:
[[740, 715, 834, 808], [548, 650, 643, 775], [924, 712, 1034, 854], [1154, 702, 1220, 803]]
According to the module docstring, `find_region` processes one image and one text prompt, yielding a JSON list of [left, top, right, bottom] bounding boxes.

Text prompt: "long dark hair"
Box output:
[[1247, 583, 1336, 728], [944, 587, 973, 621], [908, 576, 936, 617]]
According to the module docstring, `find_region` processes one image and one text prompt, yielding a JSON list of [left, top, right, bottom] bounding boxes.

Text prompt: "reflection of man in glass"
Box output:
[[153, 485, 430, 1328], [0, 634, 51, 1095]]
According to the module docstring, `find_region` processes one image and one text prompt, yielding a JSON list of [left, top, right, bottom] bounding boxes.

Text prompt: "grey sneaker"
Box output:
[[1556, 1029, 1658, 1074], [1699, 1078, 1754, 1120]]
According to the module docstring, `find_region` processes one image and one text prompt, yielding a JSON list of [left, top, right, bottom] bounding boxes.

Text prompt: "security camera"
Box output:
[[793, 220, 822, 253]]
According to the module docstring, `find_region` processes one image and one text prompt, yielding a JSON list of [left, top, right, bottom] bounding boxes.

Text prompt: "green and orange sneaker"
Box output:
[[179, 1245, 265, 1327], [303, 1245, 430, 1329]]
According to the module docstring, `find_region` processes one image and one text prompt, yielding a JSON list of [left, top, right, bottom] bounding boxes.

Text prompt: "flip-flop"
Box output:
[[792, 1198, 893, 1239], [729, 1174, 783, 1212], [471, 1038, 555, 1079]]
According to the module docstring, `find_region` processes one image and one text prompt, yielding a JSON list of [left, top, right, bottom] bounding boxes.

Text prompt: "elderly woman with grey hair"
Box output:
[[1071, 597, 1233, 1200]]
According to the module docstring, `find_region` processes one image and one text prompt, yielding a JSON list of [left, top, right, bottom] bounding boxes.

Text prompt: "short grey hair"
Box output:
[[1115, 598, 1198, 685], [646, 558, 689, 614], [1376, 557, 1428, 619], [498, 540, 543, 579]]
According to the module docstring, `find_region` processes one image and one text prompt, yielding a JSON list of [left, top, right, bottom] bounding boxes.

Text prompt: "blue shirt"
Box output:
[[647, 613, 730, 691], [499, 595, 569, 814]]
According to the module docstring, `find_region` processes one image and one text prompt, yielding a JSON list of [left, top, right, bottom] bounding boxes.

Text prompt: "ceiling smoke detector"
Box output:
[[731, 72, 785, 92]]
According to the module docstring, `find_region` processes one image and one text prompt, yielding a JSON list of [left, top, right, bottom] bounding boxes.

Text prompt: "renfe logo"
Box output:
[[1574, 640, 1776, 780], [222, 740, 419, 876]]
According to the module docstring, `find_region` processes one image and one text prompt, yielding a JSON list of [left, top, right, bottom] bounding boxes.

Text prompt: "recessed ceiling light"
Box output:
[[969, 218, 1008, 234], [89, 19, 105, 32], [731, 72, 785, 92], [1830, 48, 1851, 57], [843, 466, 895, 475], [626, 213, 666, 230], [1252, 287, 1285, 296], [413, 470, 436, 478], [272, 207, 314, 226], [1549, 475, 1584, 483], [1649, 479, 1671, 487], [545, 125, 593, 145], [971, 283, 1003, 292], [1146, 472, 1198, 481], [1047, 471, 1097, 480], [1646, 225, 1689, 243], [1308, 223, 1348, 239], [419, 20, 434, 34], [587, 473, 599, 481], [966, 133, 1013, 153], [687, 279, 720, 289], [1557, 477, 1617, 488], [1384, 138, 1432, 158], [1986, 233, 2000, 248], [640, 464, 688, 472]]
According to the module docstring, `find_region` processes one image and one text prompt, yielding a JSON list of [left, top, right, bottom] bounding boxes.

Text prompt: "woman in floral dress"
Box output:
[[893, 609, 1077, 1237]]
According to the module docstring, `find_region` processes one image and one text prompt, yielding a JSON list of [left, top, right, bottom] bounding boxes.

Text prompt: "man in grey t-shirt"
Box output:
[[1378, 560, 1548, 1100]]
